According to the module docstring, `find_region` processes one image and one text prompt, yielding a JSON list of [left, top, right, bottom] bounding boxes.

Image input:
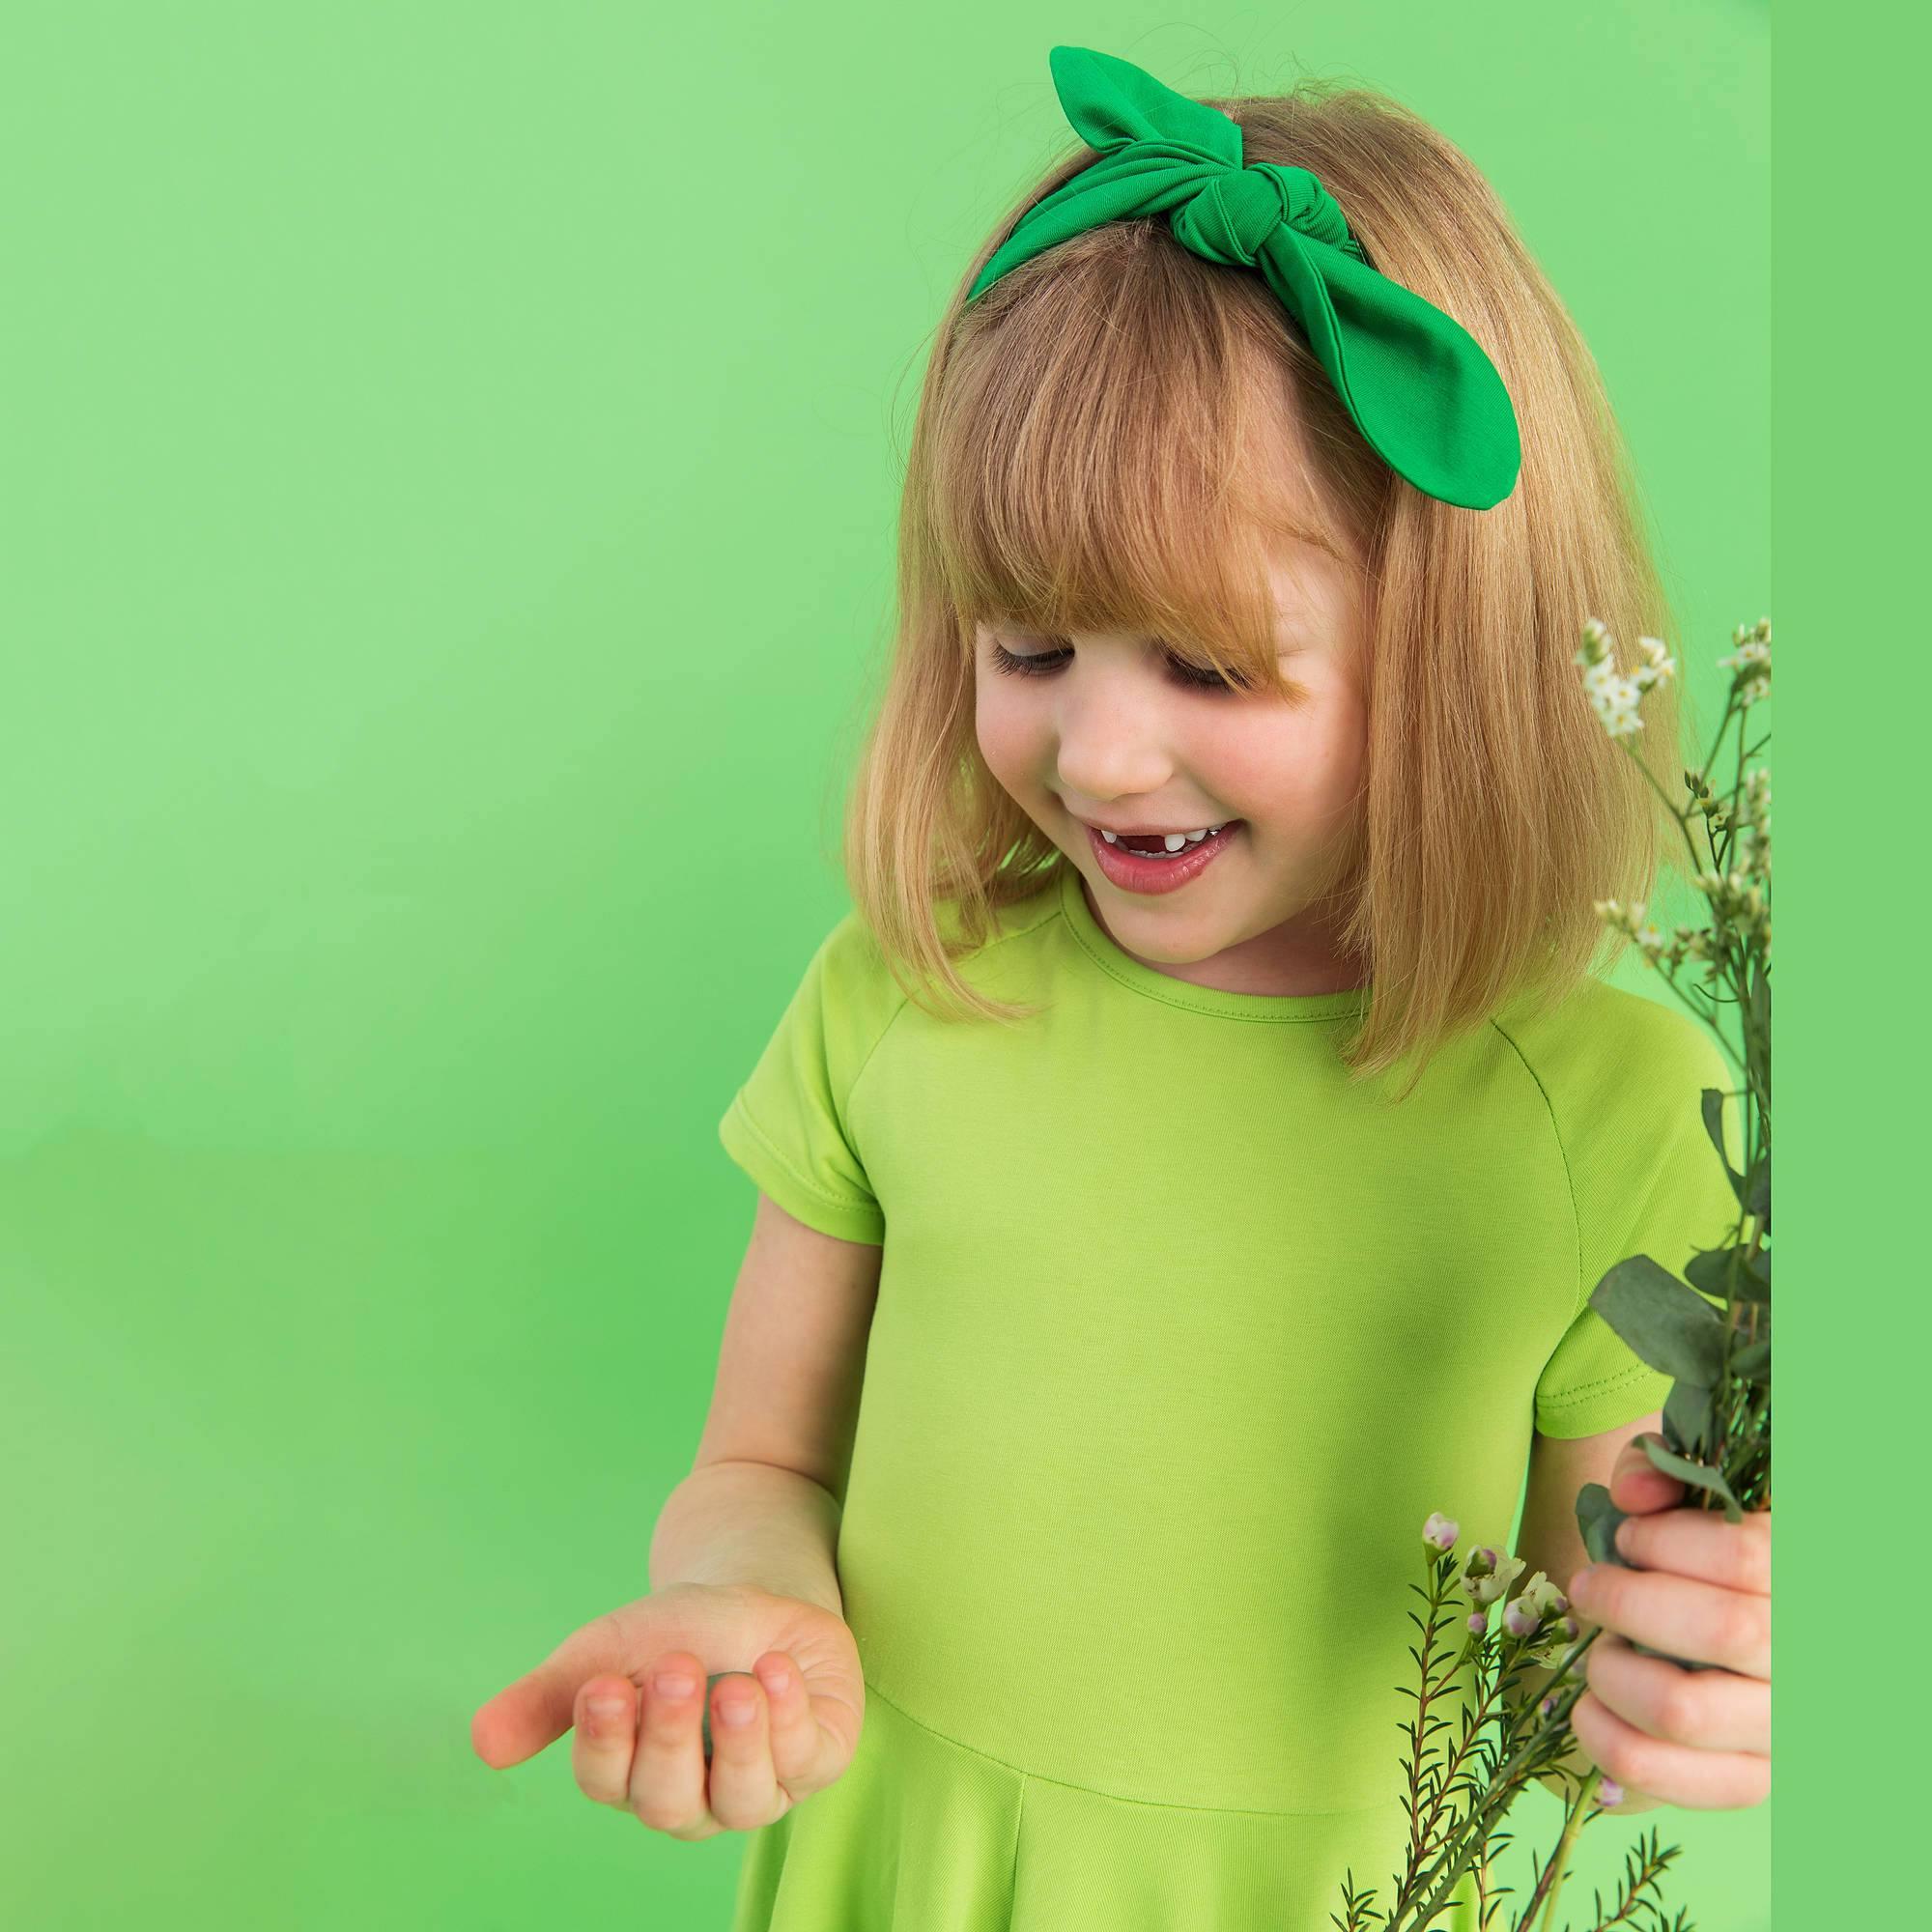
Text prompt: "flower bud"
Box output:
[[1518, 1573, 1569, 1622], [1422, 1511, 1460, 1552], [1597, 1776, 1625, 1807]]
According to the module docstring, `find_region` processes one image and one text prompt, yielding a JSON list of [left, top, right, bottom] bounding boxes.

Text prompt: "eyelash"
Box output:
[[987, 640, 1252, 695]]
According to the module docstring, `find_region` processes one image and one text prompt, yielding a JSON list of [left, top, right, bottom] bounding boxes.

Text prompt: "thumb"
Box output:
[[1606, 1431, 1687, 1518], [470, 1621, 626, 1770]]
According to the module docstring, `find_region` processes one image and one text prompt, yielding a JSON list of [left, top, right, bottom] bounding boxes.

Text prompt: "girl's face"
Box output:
[[973, 546, 1373, 997]]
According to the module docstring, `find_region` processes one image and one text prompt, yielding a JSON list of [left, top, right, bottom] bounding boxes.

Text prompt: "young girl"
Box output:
[[471, 45, 1772, 1929]]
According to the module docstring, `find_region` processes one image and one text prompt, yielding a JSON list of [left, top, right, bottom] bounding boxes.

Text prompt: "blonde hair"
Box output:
[[838, 73, 1710, 1101]]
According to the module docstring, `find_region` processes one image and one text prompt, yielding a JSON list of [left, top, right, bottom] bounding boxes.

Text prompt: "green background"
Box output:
[[0, 2, 1822, 1925]]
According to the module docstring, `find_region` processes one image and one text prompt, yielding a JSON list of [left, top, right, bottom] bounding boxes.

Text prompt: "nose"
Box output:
[[1050, 668, 1178, 807]]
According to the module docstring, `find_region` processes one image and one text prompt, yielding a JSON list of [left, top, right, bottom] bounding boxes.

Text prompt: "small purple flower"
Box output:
[[1597, 1776, 1625, 1807], [1539, 1694, 1557, 1718], [1423, 1512, 1460, 1551]]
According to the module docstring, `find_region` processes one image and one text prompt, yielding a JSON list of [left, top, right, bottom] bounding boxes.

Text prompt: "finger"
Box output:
[[471, 1615, 625, 1769], [1571, 1687, 1772, 1810], [1607, 1434, 1687, 1516], [1567, 1563, 1770, 1679], [629, 1654, 718, 1839], [570, 1676, 639, 1805], [1586, 1633, 1771, 1754], [1615, 1506, 1771, 1596], [703, 1670, 784, 1831], [754, 1650, 854, 1802]]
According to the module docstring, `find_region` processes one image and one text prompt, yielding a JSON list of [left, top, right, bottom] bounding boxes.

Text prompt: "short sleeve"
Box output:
[[716, 910, 907, 1245], [1531, 1002, 1744, 1439]]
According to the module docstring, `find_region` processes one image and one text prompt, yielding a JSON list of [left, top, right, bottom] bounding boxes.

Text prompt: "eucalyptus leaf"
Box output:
[[1638, 1437, 1744, 1520], [1575, 1481, 1632, 1568], [1684, 1242, 1770, 1306], [1747, 1155, 1771, 1220], [1731, 1335, 1772, 1382], [1589, 1256, 1728, 1384], [1701, 1086, 1747, 1204], [1662, 1378, 1716, 1459]]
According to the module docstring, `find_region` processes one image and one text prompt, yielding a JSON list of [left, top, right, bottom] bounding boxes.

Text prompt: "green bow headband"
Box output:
[[965, 46, 1522, 512]]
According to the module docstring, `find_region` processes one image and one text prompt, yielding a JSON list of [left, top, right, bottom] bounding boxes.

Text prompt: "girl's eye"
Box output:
[[987, 640, 1252, 695]]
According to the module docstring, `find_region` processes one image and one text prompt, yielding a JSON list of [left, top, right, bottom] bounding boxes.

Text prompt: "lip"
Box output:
[[1084, 820, 1242, 895]]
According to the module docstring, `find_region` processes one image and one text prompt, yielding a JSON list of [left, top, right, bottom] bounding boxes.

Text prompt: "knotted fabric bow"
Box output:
[[965, 46, 1522, 511]]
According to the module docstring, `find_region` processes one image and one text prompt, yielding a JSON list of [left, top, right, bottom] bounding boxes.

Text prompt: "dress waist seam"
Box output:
[[862, 1676, 1396, 1821]]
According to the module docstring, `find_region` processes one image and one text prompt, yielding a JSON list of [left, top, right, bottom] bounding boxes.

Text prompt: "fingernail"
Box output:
[[1570, 1565, 1596, 1598], [653, 1671, 696, 1697], [1614, 1519, 1635, 1557], [760, 1664, 791, 1695], [588, 1694, 630, 1719], [719, 1697, 756, 1726]]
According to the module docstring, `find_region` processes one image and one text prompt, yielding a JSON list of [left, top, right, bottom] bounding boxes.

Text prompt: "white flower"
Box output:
[[1719, 623, 1772, 707], [1463, 1548, 1526, 1605], [1503, 1570, 1568, 1638], [1575, 617, 1674, 741]]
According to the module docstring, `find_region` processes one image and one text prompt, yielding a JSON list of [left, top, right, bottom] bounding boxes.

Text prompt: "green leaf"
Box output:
[[1700, 1086, 1748, 1204], [1731, 1334, 1772, 1382], [1684, 1241, 1769, 1305], [1590, 1256, 1728, 1384], [1663, 1378, 1715, 1459], [1638, 1437, 1743, 1520], [1575, 1480, 1631, 1567], [1746, 1154, 1771, 1220]]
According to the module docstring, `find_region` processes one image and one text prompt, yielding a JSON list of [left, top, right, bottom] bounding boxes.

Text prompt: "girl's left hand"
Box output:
[[1565, 1433, 1771, 1810]]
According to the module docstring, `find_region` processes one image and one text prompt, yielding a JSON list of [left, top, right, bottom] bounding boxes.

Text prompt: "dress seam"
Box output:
[[864, 1678, 1391, 1820]]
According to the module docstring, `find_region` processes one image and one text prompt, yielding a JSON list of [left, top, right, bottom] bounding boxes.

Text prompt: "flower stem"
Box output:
[[1523, 1765, 1602, 1930]]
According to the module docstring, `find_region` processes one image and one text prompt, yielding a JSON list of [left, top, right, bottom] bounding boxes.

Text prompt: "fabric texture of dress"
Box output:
[[714, 863, 1740, 1931]]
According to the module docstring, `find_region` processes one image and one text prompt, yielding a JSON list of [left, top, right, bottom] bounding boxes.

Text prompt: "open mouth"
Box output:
[[1084, 819, 1243, 894]]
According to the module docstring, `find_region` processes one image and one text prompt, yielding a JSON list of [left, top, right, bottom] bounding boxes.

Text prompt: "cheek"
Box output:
[[1211, 702, 1367, 832], [974, 681, 1043, 794]]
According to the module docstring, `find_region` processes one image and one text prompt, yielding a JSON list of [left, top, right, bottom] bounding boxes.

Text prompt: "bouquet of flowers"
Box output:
[[1331, 616, 1772, 1932]]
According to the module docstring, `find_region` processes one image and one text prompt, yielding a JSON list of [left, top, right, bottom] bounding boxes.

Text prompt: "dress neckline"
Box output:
[[1053, 863, 1374, 1024]]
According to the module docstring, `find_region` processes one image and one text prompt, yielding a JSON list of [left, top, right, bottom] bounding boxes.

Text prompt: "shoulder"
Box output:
[[1489, 974, 1728, 1117], [800, 874, 1064, 1046], [1487, 975, 1738, 1218]]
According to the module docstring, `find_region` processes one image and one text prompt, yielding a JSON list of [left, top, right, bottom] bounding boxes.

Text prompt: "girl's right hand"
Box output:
[[469, 1579, 866, 1838]]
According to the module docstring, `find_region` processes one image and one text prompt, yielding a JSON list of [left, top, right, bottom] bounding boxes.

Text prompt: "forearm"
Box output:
[[649, 1457, 845, 1618]]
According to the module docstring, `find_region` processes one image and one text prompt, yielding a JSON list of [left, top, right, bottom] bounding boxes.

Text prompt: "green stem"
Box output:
[[1523, 1765, 1603, 1931], [1396, 1630, 1604, 1927]]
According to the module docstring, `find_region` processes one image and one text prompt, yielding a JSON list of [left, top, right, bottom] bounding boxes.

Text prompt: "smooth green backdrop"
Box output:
[[2, 5, 1777, 1927]]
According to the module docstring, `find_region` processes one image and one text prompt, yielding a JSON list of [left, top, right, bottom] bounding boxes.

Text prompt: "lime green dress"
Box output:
[[715, 864, 1737, 1931]]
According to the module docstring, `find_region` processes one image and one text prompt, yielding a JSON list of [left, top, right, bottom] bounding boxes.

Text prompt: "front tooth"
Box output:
[[1101, 830, 1121, 845], [1164, 834, 1187, 851], [1184, 830, 1208, 844]]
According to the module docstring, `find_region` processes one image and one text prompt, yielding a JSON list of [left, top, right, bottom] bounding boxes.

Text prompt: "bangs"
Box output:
[[922, 231, 1365, 690]]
